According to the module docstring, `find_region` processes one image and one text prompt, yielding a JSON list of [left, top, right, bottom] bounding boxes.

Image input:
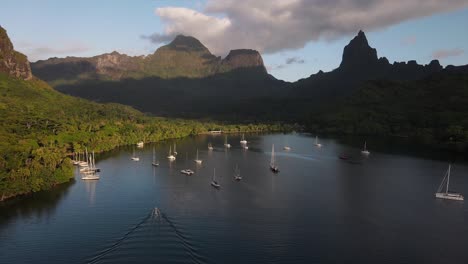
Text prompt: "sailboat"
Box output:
[[234, 164, 242, 181], [131, 147, 140, 161], [81, 151, 100, 180], [136, 141, 144, 148], [224, 135, 231, 148], [78, 149, 89, 167], [194, 149, 203, 164], [80, 151, 100, 173], [211, 168, 220, 188], [72, 152, 80, 165], [435, 164, 464, 201], [208, 143, 214, 150], [240, 134, 247, 144], [314, 136, 322, 147], [361, 141, 370, 155], [173, 143, 178, 155], [152, 147, 159, 166], [270, 144, 279, 173], [167, 146, 176, 160]]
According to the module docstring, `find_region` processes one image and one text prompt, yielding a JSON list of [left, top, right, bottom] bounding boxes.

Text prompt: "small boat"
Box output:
[[79, 148, 89, 167], [167, 146, 176, 161], [339, 154, 349, 160], [131, 147, 140, 161], [234, 165, 242, 181], [314, 136, 322, 147], [194, 149, 202, 164], [361, 141, 370, 155], [211, 168, 220, 188], [136, 141, 144, 148], [208, 143, 214, 150], [173, 143, 178, 155], [224, 135, 231, 148], [270, 144, 279, 173], [180, 169, 194, 175], [240, 134, 247, 145], [435, 164, 464, 201], [152, 147, 159, 166], [283, 146, 291, 151], [242, 145, 249, 150]]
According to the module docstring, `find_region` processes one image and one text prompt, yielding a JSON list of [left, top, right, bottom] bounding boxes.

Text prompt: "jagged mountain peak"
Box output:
[[339, 30, 378, 69]]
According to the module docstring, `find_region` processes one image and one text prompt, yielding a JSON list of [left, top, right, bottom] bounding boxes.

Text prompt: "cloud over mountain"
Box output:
[[432, 48, 464, 59], [144, 0, 468, 56]]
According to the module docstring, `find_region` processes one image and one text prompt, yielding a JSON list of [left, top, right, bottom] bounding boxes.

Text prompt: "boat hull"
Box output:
[[435, 192, 464, 201]]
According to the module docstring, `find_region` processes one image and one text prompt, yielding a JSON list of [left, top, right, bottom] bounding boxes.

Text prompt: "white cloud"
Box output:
[[432, 48, 464, 59], [144, 0, 468, 56]]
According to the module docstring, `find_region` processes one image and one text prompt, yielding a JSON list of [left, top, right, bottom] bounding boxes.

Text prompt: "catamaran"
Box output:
[[152, 147, 159, 166], [435, 164, 464, 201], [270, 144, 279, 173], [194, 149, 202, 164], [211, 168, 220, 188], [361, 141, 370, 155], [315, 136, 322, 147], [208, 143, 214, 150], [234, 164, 242, 181], [240, 134, 247, 144], [131, 147, 140, 161], [167, 146, 176, 160], [180, 169, 194, 175], [224, 135, 231, 148]]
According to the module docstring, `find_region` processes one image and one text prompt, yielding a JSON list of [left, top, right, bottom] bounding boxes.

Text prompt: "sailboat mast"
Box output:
[[446, 164, 451, 194], [271, 144, 275, 165], [364, 141, 367, 150], [213, 168, 216, 181]]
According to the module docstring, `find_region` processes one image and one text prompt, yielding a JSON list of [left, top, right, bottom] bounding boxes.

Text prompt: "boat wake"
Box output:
[[86, 207, 206, 264]]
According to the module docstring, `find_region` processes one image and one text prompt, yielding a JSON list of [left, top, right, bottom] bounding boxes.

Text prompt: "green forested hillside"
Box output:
[[306, 69, 468, 149], [0, 73, 286, 201]]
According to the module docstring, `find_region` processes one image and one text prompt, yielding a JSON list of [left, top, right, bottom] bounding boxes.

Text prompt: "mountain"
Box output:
[[289, 30, 445, 109], [31, 35, 282, 120], [31, 35, 270, 86], [0, 26, 32, 80], [306, 65, 468, 149]]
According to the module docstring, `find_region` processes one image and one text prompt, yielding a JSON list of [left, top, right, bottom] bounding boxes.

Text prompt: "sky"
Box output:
[[1, 0, 468, 82]]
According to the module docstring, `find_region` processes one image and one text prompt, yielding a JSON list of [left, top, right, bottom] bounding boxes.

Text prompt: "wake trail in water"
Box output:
[[86, 207, 206, 264]]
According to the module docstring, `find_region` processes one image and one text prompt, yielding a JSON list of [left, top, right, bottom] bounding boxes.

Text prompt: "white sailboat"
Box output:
[[211, 168, 220, 188], [435, 164, 464, 201], [194, 149, 202, 164], [131, 147, 140, 161], [167, 146, 176, 160], [173, 143, 178, 155], [136, 141, 144, 148], [270, 144, 279, 173], [78, 148, 89, 167], [361, 141, 370, 155], [208, 143, 214, 150], [152, 147, 159, 166], [80, 151, 100, 173], [234, 164, 242, 181], [240, 134, 247, 144], [314, 136, 322, 147], [82, 151, 100, 180], [224, 135, 231, 148]]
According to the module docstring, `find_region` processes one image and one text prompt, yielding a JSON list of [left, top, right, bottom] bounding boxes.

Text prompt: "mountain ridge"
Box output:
[[31, 34, 269, 85]]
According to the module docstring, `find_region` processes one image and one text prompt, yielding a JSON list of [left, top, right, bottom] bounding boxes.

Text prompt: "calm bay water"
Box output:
[[1, 133, 468, 264]]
